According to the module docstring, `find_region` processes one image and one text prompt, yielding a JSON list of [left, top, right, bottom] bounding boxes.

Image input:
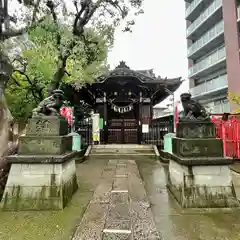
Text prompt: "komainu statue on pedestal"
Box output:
[[180, 93, 210, 121], [32, 89, 64, 117]]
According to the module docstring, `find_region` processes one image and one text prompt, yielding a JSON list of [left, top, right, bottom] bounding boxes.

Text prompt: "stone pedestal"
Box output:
[[1, 116, 78, 211], [166, 121, 239, 208]]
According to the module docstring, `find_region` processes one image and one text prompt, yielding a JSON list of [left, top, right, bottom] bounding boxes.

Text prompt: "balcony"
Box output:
[[188, 46, 226, 78], [188, 20, 224, 60], [186, 0, 212, 22], [211, 102, 230, 113], [187, 0, 222, 40], [190, 74, 228, 99]]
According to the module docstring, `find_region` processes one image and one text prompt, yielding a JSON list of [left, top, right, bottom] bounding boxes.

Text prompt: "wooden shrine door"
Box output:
[[108, 119, 138, 144]]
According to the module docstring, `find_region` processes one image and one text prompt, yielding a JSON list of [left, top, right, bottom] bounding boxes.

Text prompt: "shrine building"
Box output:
[[63, 61, 182, 144]]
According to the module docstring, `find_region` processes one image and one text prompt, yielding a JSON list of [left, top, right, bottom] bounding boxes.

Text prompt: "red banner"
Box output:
[[61, 107, 73, 126]]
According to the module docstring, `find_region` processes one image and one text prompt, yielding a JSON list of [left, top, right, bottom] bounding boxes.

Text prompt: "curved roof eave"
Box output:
[[96, 61, 183, 84], [152, 79, 183, 105], [97, 69, 154, 83], [97, 71, 182, 86]]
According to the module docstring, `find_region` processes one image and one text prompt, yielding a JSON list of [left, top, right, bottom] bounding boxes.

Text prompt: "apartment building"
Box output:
[[186, 0, 240, 113]]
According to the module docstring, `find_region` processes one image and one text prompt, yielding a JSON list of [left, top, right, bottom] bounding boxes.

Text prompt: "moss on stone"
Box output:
[[167, 181, 240, 208], [0, 160, 107, 240], [62, 174, 78, 208]]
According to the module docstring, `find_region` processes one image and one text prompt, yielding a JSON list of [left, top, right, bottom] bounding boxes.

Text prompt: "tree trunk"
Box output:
[[47, 39, 76, 96], [0, 92, 13, 160], [47, 58, 67, 96]]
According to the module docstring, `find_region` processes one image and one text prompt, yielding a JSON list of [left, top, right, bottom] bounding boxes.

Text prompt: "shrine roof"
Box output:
[[62, 61, 183, 107], [96, 61, 182, 86]]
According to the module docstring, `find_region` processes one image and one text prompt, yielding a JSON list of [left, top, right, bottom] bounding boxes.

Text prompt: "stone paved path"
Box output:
[[72, 159, 161, 240]]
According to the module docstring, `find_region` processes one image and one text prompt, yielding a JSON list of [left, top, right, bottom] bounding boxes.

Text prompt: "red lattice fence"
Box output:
[[211, 114, 240, 159]]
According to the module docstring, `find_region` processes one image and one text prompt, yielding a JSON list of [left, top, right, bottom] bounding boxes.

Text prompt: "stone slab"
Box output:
[[102, 232, 132, 240], [91, 179, 113, 204], [113, 178, 128, 192], [105, 219, 131, 231], [88, 154, 156, 161], [18, 135, 72, 155], [1, 159, 78, 211], [26, 116, 68, 136], [7, 151, 78, 164], [72, 203, 109, 240], [167, 160, 240, 208], [111, 192, 129, 205], [176, 121, 216, 139], [168, 153, 233, 166], [172, 137, 223, 158], [71, 159, 161, 240]]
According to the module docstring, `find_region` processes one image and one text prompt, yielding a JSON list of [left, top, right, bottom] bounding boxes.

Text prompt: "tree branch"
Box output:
[[13, 70, 44, 102], [2, 16, 46, 40], [73, 0, 103, 35], [47, 0, 61, 46], [64, 70, 71, 77], [10, 76, 21, 87], [32, 0, 42, 23]]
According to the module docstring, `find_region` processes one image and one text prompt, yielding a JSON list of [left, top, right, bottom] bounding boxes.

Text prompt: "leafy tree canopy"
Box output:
[[5, 17, 112, 121], [2, 0, 144, 121], [229, 92, 240, 113]]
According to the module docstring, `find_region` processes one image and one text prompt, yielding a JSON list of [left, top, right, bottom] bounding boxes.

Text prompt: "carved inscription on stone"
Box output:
[[35, 120, 51, 135], [19, 138, 63, 155], [180, 142, 202, 156], [177, 139, 222, 157], [27, 119, 59, 136], [178, 123, 215, 139]]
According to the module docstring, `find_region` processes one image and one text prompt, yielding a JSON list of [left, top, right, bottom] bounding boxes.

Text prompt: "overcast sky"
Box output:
[[108, 0, 189, 107]]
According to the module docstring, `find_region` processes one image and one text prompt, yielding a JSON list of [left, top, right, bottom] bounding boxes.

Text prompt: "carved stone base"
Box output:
[[18, 135, 72, 155], [167, 160, 239, 208], [26, 116, 68, 136], [172, 137, 223, 158], [1, 159, 78, 211], [176, 121, 216, 139]]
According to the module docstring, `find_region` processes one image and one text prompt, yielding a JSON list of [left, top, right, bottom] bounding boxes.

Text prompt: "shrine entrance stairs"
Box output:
[[86, 144, 158, 161]]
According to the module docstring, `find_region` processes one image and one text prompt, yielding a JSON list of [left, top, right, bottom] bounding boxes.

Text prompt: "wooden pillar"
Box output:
[[138, 92, 142, 144], [103, 92, 108, 144], [150, 97, 153, 123]]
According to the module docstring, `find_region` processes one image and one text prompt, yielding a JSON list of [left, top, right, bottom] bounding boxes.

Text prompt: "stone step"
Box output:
[[92, 144, 153, 149], [88, 154, 157, 161], [91, 149, 154, 154], [86, 144, 157, 161]]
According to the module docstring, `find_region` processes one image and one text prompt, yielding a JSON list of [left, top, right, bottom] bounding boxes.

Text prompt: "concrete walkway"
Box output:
[[72, 159, 161, 240]]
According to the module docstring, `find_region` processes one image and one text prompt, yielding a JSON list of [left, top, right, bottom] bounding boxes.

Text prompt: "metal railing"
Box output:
[[142, 119, 173, 148], [188, 46, 226, 77], [188, 20, 224, 56], [187, 0, 222, 36], [75, 118, 173, 148], [186, 0, 203, 18], [190, 74, 228, 97]]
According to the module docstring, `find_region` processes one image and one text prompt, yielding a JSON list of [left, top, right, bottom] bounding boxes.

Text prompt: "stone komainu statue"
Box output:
[[180, 93, 210, 121], [32, 89, 64, 117]]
